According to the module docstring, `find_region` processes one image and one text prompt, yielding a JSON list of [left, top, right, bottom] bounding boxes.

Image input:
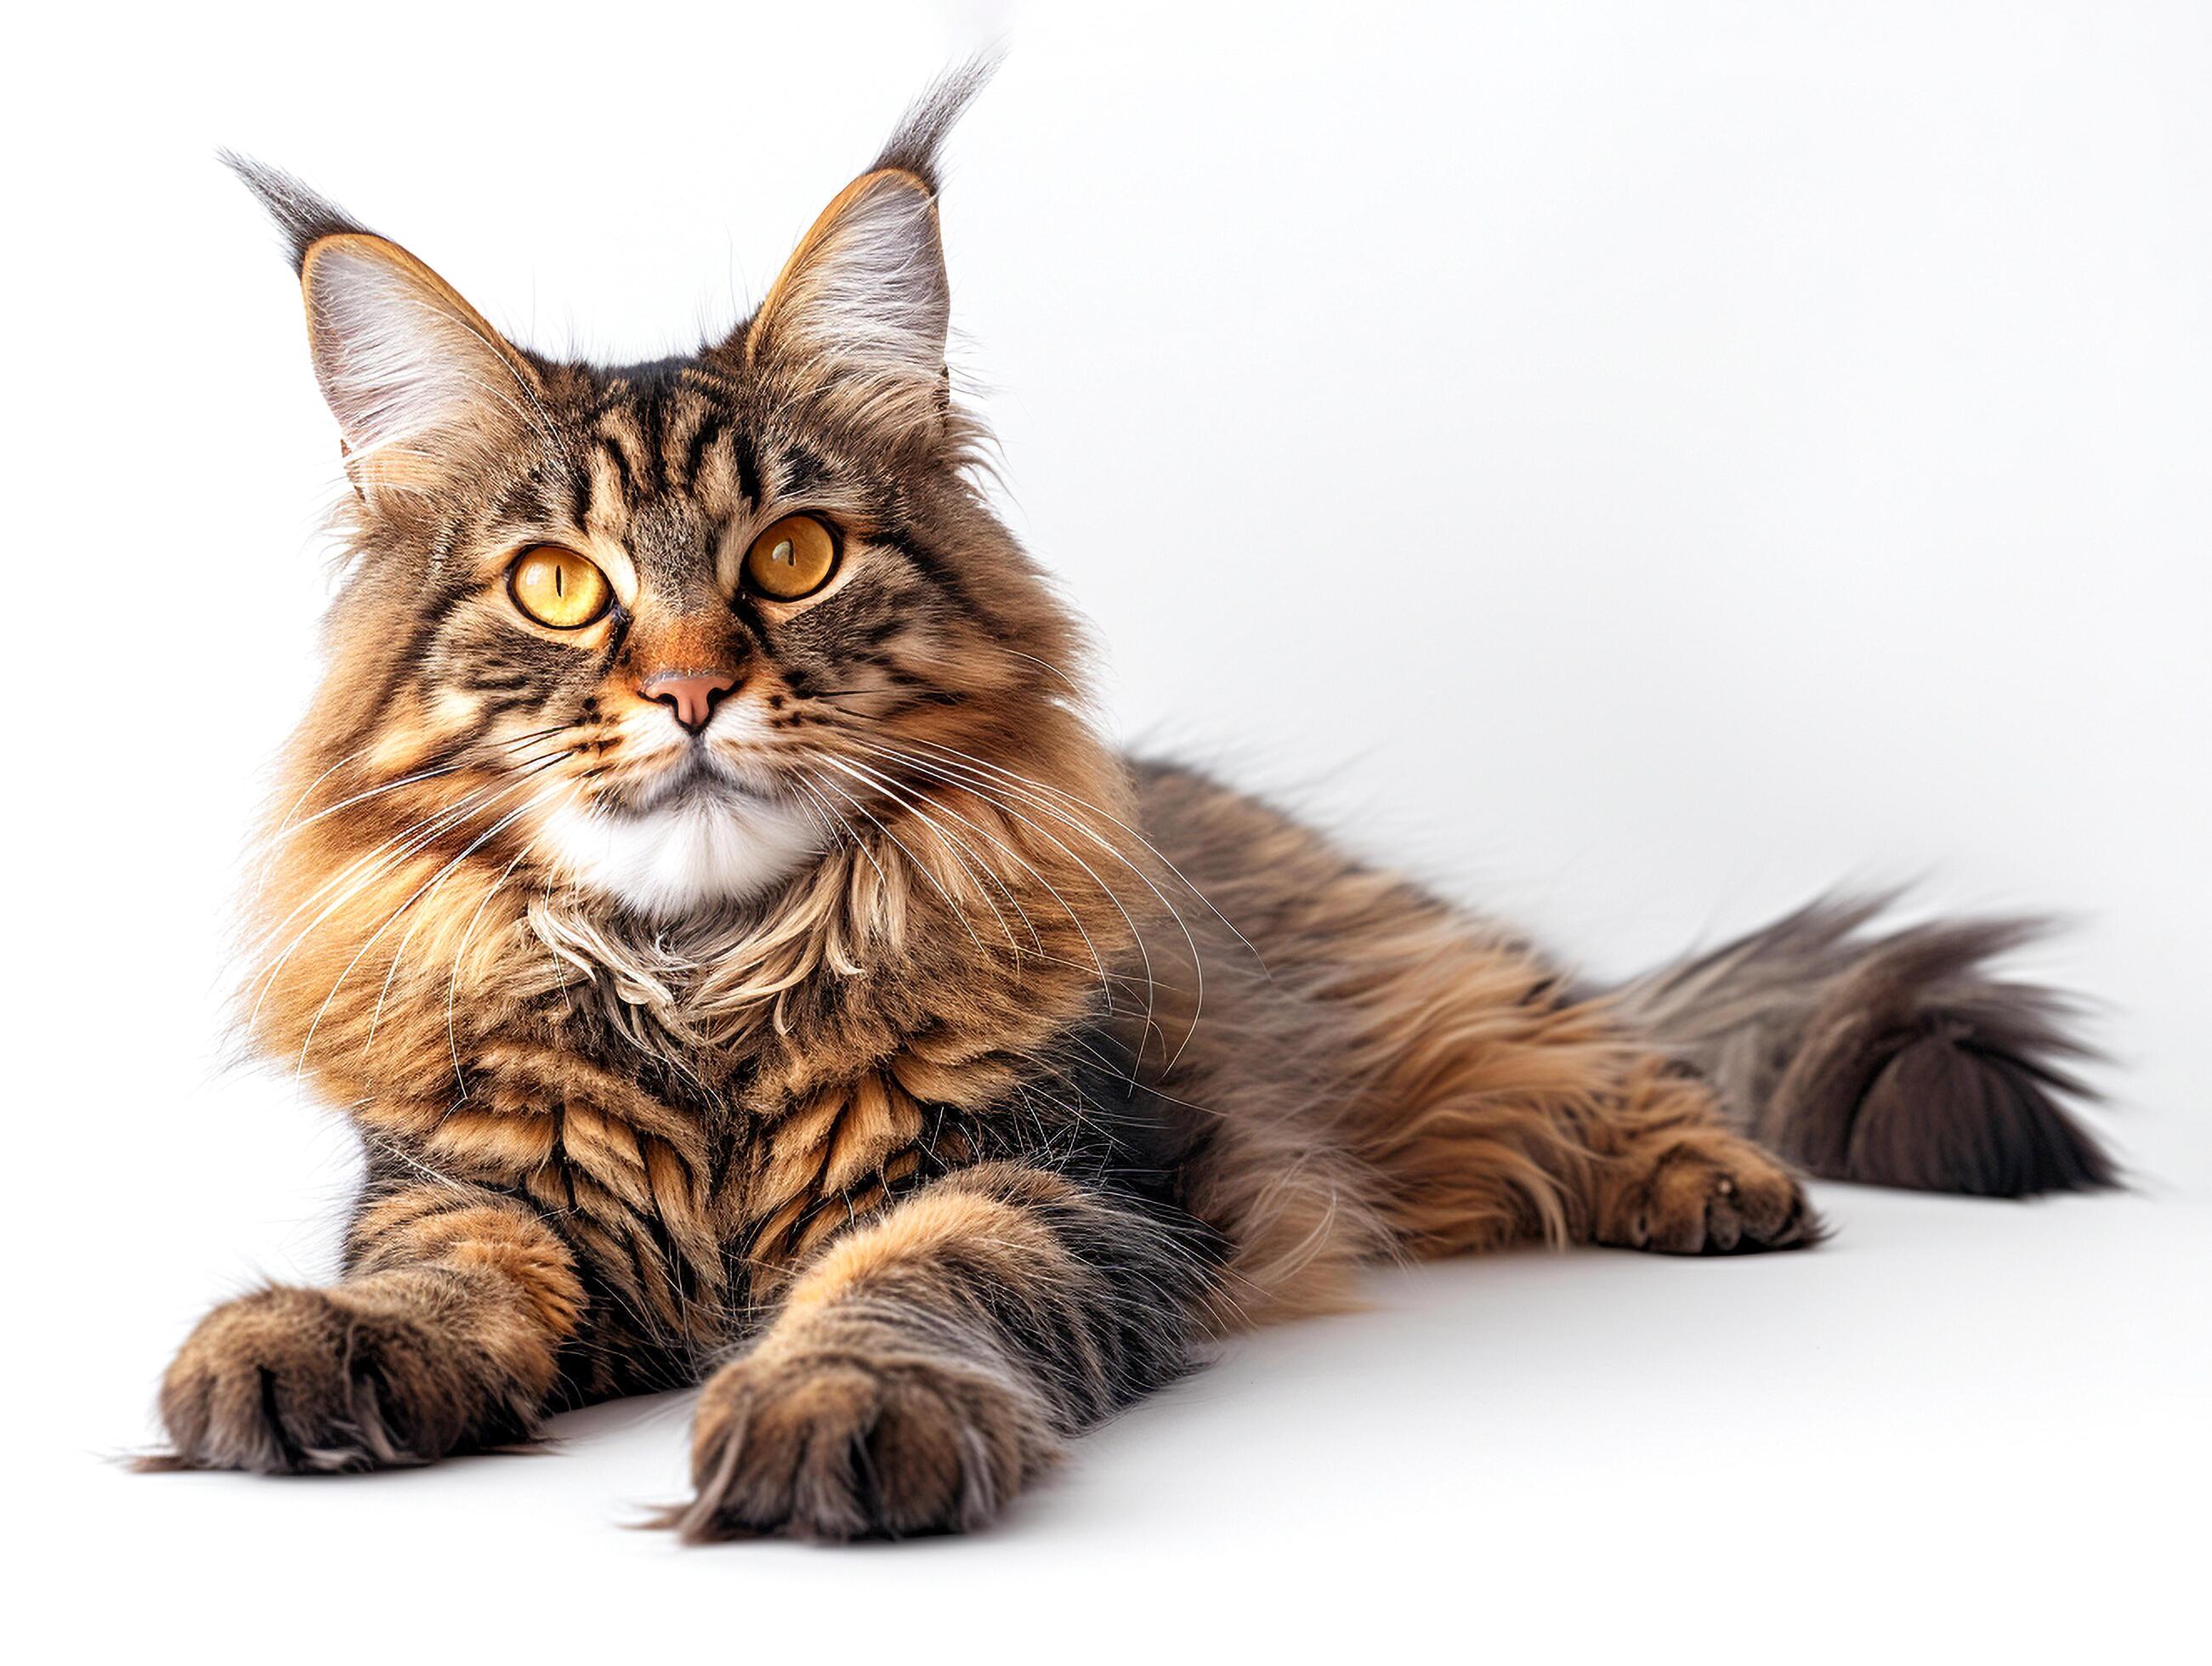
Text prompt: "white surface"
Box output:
[[9, 2, 2207, 1658]]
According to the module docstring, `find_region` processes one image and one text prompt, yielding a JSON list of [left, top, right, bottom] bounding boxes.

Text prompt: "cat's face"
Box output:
[[313, 346, 1074, 925], [243, 104, 1089, 924]]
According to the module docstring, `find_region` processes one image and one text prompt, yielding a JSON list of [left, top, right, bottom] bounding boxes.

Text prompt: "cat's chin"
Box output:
[[538, 785, 821, 922]]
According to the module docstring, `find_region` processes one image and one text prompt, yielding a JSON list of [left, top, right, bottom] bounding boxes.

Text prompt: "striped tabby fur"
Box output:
[[152, 64, 2111, 1538]]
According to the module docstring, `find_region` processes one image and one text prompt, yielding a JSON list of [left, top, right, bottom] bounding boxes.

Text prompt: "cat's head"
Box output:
[[241, 62, 1097, 926]]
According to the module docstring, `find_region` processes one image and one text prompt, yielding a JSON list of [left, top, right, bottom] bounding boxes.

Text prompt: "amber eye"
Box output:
[[742, 514, 839, 601], [508, 547, 612, 629]]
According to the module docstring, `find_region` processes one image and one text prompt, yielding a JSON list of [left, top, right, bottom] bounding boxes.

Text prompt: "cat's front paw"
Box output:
[[669, 1344, 1056, 1541], [1598, 1130, 1822, 1255], [158, 1283, 496, 1472]]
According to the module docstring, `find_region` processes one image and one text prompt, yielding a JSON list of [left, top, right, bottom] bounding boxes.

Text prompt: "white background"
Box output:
[[9, 2, 2207, 1659]]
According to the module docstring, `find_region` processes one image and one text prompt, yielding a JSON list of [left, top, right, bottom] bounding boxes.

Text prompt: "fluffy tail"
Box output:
[[1608, 896, 2114, 1197]]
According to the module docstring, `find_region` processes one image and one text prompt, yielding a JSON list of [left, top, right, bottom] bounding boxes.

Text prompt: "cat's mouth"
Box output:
[[537, 745, 822, 919], [605, 748, 786, 820]]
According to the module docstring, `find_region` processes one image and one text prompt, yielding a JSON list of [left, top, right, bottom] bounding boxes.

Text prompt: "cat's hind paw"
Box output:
[[1597, 1130, 1822, 1255]]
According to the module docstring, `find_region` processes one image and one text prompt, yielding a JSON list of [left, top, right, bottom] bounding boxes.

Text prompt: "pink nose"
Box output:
[[638, 669, 737, 734]]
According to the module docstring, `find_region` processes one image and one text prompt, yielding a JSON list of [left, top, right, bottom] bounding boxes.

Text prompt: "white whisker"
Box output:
[[848, 740, 1170, 1065], [265, 757, 571, 1058]]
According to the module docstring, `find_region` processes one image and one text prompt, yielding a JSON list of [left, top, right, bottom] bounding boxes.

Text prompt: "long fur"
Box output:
[[149, 66, 2112, 1538], [1608, 896, 2113, 1196]]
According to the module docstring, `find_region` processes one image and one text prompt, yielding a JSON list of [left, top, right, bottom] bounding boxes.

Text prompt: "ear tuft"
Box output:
[[740, 54, 1000, 440], [221, 151, 371, 274], [867, 49, 1002, 191], [230, 156, 542, 497]]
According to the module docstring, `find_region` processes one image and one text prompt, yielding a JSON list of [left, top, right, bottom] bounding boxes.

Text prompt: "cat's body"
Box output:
[[156, 67, 2111, 1537]]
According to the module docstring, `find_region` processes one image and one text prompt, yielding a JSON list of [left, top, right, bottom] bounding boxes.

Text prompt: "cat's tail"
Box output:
[[1606, 895, 2115, 1197]]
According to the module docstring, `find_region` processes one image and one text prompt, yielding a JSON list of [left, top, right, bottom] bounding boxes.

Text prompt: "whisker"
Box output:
[[248, 742, 578, 955], [259, 728, 566, 851], [293, 789, 548, 1082], [848, 740, 1167, 1066], [872, 739, 1220, 1069], [251, 789, 505, 1029], [258, 741, 378, 887], [791, 777, 888, 896], [824, 754, 1053, 960], [357, 759, 578, 1055], [448, 810, 559, 1091], [252, 755, 559, 963], [256, 754, 573, 1044], [816, 758, 1029, 957], [786, 777, 893, 972], [291, 768, 571, 1079], [905, 733, 1267, 974], [811, 772, 992, 960], [995, 647, 1087, 700]]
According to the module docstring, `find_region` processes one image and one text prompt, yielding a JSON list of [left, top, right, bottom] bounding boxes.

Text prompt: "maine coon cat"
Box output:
[[156, 63, 2112, 1538]]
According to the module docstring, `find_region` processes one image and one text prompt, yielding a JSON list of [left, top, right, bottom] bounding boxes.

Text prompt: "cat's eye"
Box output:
[[742, 514, 839, 601], [508, 547, 612, 629]]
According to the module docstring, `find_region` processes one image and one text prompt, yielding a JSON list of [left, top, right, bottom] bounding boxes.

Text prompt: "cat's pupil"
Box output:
[[553, 565, 565, 597], [773, 540, 795, 565]]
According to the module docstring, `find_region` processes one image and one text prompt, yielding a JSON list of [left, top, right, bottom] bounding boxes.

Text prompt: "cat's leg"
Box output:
[[158, 1180, 585, 1472], [1130, 761, 1818, 1298], [669, 1163, 1214, 1541], [1292, 958, 1822, 1268]]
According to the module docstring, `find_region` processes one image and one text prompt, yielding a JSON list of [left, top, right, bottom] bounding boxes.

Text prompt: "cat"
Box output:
[[155, 61, 2112, 1539]]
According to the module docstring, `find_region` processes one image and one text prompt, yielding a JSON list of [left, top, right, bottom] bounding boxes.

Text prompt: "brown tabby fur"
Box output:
[[154, 65, 2110, 1538]]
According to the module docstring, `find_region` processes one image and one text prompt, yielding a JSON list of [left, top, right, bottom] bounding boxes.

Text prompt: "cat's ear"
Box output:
[[741, 169, 950, 437], [734, 57, 996, 443], [225, 155, 542, 498]]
